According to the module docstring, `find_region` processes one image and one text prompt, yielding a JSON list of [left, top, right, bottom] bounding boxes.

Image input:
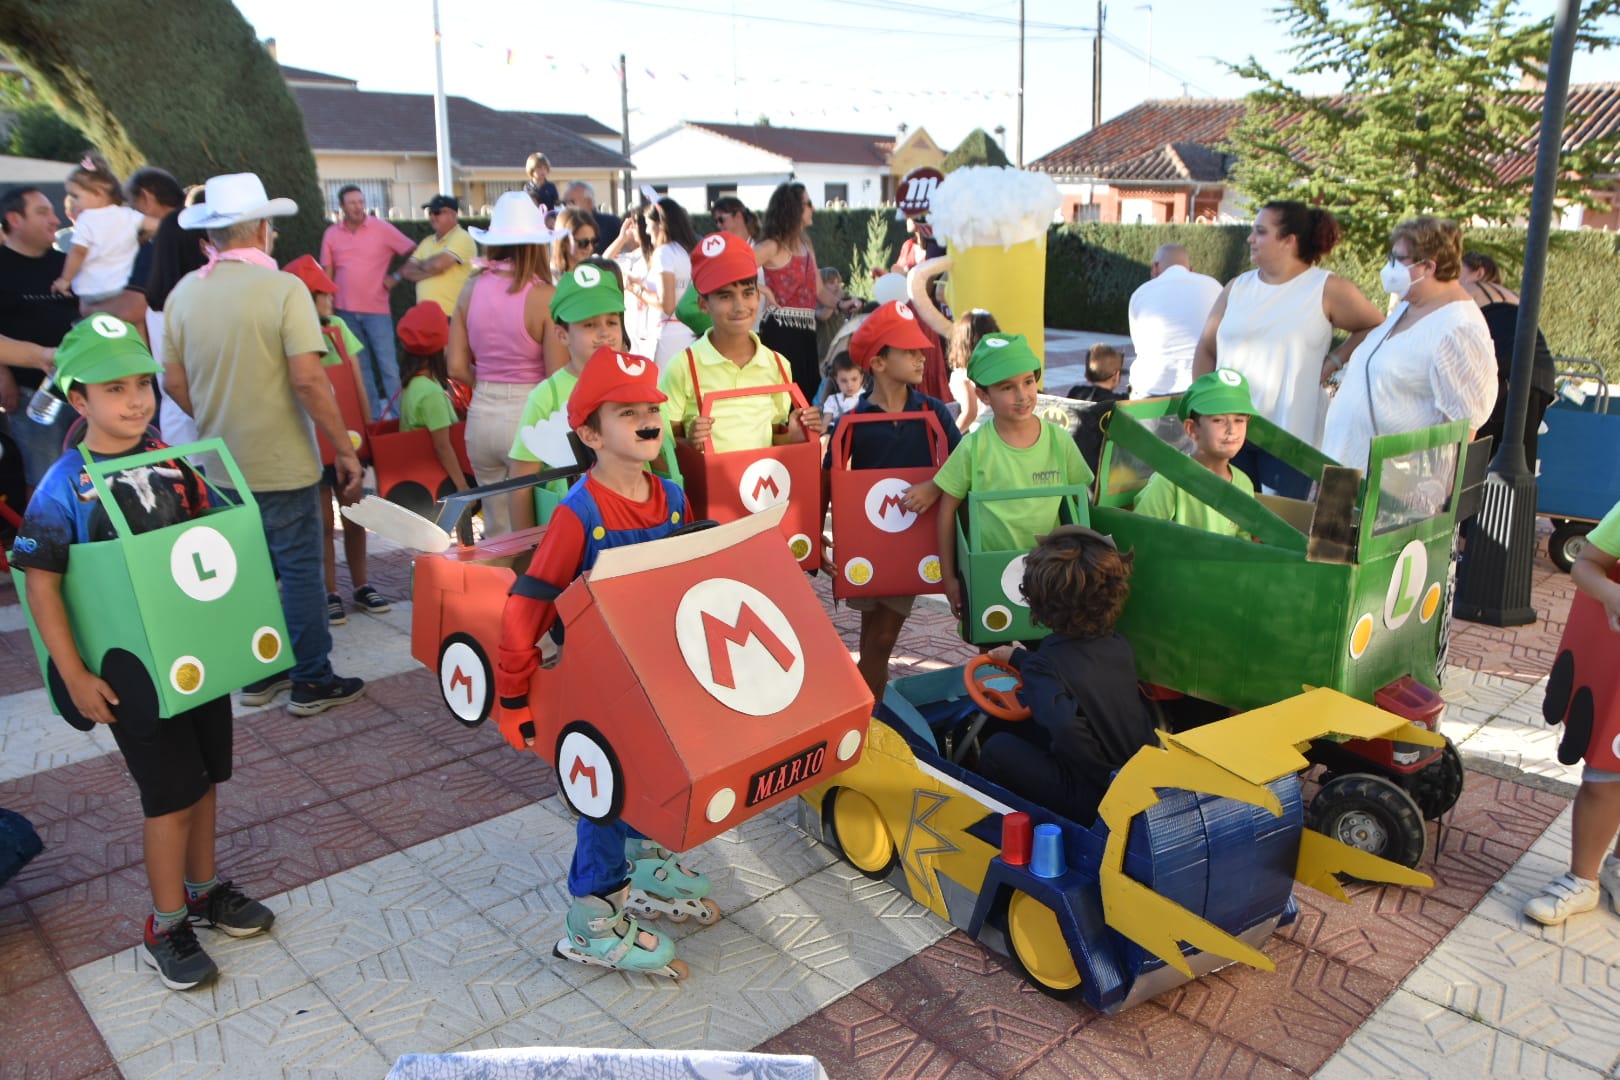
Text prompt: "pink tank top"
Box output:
[[466, 268, 545, 383]]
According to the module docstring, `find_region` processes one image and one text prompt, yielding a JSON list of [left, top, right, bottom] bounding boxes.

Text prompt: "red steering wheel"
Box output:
[[964, 655, 1032, 721]]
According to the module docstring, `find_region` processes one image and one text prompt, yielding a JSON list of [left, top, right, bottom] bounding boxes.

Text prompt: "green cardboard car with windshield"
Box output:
[[11, 439, 290, 735], [1092, 396, 1471, 867]]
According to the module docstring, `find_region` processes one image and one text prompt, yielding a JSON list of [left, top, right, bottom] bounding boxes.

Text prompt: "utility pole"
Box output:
[[1137, 3, 1152, 100], [619, 53, 632, 214], [1092, 0, 1105, 129], [1016, 0, 1025, 167], [430, 0, 454, 197]]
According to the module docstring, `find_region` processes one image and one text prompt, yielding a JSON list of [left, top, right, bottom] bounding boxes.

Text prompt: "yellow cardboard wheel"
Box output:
[[1007, 891, 1081, 993], [828, 788, 896, 878]]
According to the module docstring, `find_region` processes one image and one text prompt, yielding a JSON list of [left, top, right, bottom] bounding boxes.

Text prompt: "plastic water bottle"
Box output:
[[26, 371, 63, 426]]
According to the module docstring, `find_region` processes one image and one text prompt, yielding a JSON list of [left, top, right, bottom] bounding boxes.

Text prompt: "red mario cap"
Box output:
[[283, 254, 337, 295], [691, 231, 758, 295], [567, 345, 666, 429], [849, 301, 932, 369], [397, 302, 450, 355]]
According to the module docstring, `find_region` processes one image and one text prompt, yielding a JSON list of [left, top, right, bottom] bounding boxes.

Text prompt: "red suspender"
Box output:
[[684, 348, 701, 412]]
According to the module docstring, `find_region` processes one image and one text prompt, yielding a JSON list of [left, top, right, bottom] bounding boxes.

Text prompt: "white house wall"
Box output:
[[633, 124, 888, 211]]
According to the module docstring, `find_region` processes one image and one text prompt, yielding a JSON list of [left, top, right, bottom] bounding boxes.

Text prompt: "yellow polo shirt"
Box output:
[[659, 332, 795, 453], [412, 225, 476, 314]]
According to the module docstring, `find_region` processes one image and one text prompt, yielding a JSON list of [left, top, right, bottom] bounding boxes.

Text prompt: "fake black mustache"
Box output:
[[635, 427, 661, 441]]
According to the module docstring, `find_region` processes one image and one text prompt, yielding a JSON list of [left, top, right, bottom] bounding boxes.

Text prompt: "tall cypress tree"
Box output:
[[1224, 0, 1620, 247], [0, 0, 327, 257]]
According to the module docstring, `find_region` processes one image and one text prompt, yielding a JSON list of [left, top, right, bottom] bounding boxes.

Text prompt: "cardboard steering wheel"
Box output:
[[964, 654, 1031, 721]]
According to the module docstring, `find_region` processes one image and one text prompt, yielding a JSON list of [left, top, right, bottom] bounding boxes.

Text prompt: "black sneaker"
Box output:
[[239, 675, 292, 707], [188, 880, 275, 938], [142, 915, 218, 990], [353, 585, 391, 616], [327, 593, 348, 626], [288, 675, 365, 717]]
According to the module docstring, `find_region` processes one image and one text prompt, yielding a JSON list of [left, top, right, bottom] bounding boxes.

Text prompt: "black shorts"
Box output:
[[320, 463, 338, 489], [108, 695, 233, 818]]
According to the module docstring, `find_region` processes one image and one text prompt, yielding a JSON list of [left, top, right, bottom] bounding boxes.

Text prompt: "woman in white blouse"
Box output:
[[1321, 217, 1497, 471]]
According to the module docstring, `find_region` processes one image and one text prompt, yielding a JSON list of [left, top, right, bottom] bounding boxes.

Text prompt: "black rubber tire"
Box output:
[[385, 480, 435, 521], [1307, 773, 1428, 869], [1410, 738, 1465, 820], [436, 633, 493, 728], [1548, 520, 1592, 574]]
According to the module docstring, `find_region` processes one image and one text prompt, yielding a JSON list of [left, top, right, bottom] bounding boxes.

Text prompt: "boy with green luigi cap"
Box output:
[[1133, 368, 1257, 539], [509, 261, 630, 530], [12, 315, 274, 992], [934, 332, 1093, 620]]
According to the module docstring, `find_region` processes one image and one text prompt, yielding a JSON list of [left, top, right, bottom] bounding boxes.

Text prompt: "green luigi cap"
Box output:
[[550, 262, 624, 324], [1178, 368, 1256, 421], [51, 314, 161, 393], [966, 333, 1042, 387]]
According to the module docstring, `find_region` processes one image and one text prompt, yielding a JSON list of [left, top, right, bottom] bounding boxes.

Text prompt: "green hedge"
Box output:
[[390, 212, 1620, 380]]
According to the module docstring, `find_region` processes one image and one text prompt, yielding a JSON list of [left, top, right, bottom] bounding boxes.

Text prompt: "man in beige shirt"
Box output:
[[163, 172, 366, 717]]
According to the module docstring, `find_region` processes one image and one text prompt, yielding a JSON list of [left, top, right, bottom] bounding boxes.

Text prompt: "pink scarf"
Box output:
[[195, 244, 280, 279]]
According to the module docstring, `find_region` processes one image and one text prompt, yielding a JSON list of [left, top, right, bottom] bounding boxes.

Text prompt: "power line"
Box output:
[[1101, 30, 1217, 97], [586, 0, 1086, 42], [818, 0, 1091, 34]]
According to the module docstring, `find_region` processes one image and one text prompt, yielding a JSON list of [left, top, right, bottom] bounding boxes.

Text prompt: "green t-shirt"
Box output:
[[321, 319, 365, 368], [1588, 500, 1620, 557], [399, 374, 457, 433], [1132, 463, 1255, 539], [510, 367, 581, 504], [934, 420, 1094, 553]]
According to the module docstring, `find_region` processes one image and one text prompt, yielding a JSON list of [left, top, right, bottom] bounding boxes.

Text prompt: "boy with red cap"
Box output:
[[660, 232, 824, 453], [824, 301, 961, 696], [282, 254, 391, 625], [396, 301, 467, 496], [494, 346, 708, 979]]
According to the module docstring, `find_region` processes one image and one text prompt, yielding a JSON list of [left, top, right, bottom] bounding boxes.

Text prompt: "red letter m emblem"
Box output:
[[701, 603, 796, 689], [751, 474, 781, 502], [877, 493, 906, 518]]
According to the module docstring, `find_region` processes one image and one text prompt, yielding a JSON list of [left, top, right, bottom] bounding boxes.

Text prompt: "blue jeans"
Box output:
[[568, 818, 648, 898], [336, 310, 401, 420], [6, 387, 79, 488], [225, 483, 333, 684]]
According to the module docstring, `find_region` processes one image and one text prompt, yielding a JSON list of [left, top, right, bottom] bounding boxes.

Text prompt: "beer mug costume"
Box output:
[[907, 166, 1063, 365]]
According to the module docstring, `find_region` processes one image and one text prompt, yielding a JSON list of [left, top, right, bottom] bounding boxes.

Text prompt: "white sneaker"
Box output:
[[1600, 859, 1620, 916], [1524, 872, 1600, 926]]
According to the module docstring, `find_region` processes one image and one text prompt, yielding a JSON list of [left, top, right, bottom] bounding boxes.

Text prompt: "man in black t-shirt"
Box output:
[[0, 185, 80, 485]]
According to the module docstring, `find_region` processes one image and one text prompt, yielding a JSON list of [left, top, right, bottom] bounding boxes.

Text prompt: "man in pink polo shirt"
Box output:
[[320, 185, 417, 418]]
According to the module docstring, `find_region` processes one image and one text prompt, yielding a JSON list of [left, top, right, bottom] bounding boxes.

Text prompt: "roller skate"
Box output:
[[624, 838, 722, 925], [553, 887, 688, 979]]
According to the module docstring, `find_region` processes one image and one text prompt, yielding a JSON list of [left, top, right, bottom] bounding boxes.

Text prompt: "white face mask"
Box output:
[[1381, 258, 1419, 299]]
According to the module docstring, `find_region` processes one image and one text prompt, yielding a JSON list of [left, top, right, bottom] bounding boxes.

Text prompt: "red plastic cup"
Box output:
[[1002, 811, 1032, 866]]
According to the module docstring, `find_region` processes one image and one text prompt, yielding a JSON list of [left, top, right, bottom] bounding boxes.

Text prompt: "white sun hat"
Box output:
[[468, 191, 564, 247], [178, 173, 298, 230]]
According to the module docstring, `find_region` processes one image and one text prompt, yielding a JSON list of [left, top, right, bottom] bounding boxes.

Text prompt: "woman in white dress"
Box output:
[[1322, 217, 1497, 471], [623, 197, 697, 368], [604, 208, 656, 358], [1194, 201, 1385, 496]]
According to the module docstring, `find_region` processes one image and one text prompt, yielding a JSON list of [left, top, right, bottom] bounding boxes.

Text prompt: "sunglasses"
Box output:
[[574, 234, 598, 249]]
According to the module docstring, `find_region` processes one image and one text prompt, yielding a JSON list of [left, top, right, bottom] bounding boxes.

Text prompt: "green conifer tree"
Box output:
[[1225, 0, 1620, 247]]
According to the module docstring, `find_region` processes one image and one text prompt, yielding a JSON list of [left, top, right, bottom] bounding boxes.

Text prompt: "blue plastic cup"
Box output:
[[1030, 823, 1066, 878]]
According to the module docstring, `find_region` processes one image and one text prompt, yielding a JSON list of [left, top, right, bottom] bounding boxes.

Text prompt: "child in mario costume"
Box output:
[[495, 345, 710, 978], [1133, 369, 1257, 540], [660, 232, 824, 453], [824, 300, 961, 697], [12, 316, 274, 992]]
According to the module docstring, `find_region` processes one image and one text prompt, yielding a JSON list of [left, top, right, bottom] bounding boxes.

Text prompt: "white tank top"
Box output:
[[1216, 266, 1333, 445]]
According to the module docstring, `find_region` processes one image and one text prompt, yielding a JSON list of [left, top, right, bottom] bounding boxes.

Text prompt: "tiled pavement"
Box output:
[[3, 523, 1617, 1078]]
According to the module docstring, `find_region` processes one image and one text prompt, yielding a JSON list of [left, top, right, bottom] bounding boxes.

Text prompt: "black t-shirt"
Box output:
[[1015, 632, 1157, 785], [0, 244, 76, 389]]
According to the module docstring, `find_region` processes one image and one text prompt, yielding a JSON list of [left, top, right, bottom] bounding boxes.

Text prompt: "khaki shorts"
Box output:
[[845, 594, 916, 617]]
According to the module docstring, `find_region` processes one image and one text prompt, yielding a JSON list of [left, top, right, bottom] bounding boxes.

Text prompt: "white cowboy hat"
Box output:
[[178, 173, 298, 230], [468, 191, 564, 246]]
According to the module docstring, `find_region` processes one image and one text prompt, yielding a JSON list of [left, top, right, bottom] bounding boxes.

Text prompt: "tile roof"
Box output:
[[1030, 86, 1620, 186], [686, 122, 894, 167], [278, 64, 357, 87], [533, 112, 620, 139], [289, 85, 631, 171]]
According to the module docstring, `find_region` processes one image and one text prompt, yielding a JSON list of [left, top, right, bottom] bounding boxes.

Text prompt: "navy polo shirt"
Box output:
[[824, 388, 961, 471]]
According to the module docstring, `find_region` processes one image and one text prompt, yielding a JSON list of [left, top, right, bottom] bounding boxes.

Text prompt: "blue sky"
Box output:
[[233, 0, 1620, 163]]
